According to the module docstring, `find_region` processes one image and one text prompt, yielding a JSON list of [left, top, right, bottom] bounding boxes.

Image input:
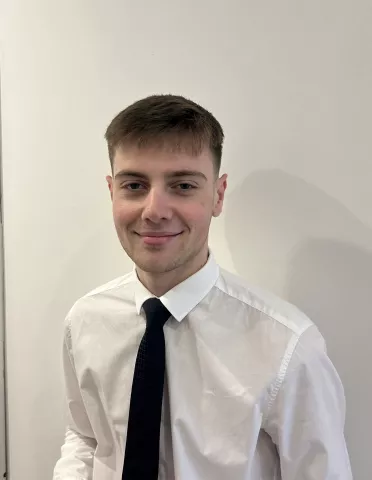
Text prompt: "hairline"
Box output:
[[109, 141, 221, 177]]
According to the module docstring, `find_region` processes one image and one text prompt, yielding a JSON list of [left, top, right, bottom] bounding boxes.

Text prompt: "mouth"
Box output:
[[135, 231, 183, 246]]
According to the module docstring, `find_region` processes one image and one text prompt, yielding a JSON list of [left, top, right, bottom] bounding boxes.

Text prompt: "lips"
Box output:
[[136, 232, 182, 246], [138, 233, 180, 237]]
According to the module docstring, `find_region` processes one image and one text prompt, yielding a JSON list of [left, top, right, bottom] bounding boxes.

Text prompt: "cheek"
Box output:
[[182, 200, 213, 228], [112, 200, 137, 226]]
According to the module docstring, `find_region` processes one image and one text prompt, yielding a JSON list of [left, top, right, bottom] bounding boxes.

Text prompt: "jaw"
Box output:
[[117, 225, 210, 289]]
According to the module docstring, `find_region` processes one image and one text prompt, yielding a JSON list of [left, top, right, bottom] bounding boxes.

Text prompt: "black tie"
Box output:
[[122, 298, 171, 479]]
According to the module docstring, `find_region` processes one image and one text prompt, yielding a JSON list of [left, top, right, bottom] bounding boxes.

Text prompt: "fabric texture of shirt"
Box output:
[[53, 253, 352, 480]]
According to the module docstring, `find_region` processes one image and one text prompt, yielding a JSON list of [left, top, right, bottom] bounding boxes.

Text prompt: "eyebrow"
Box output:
[[114, 169, 207, 181]]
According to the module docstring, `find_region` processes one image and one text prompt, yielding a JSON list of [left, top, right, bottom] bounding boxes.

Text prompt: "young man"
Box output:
[[53, 94, 352, 479]]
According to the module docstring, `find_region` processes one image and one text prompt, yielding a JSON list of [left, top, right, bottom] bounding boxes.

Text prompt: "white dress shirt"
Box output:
[[53, 253, 352, 480]]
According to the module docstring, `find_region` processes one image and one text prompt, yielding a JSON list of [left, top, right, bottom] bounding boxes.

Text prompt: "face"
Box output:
[[106, 145, 227, 279]]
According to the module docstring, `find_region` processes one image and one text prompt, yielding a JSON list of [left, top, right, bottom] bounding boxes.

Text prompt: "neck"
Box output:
[[136, 248, 209, 297]]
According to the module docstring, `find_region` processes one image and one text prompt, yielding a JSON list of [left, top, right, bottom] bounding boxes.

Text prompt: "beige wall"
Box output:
[[0, 218, 6, 476], [1, 1, 372, 478]]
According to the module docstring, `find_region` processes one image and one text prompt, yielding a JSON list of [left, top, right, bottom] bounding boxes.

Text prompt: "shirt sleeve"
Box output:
[[53, 317, 97, 480], [263, 325, 353, 479]]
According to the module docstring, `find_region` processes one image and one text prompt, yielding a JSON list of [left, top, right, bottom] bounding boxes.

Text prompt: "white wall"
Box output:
[[1, 1, 372, 478], [0, 196, 6, 476]]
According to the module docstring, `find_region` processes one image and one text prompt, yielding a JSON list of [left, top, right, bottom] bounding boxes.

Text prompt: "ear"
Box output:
[[212, 174, 228, 217], [106, 175, 114, 201]]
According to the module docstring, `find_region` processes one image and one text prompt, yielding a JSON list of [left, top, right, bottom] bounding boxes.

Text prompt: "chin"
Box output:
[[133, 252, 179, 274], [137, 260, 175, 274]]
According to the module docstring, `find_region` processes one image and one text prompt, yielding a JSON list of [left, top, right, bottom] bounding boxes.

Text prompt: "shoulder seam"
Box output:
[[214, 281, 311, 336], [83, 274, 134, 299], [214, 282, 258, 308], [63, 314, 74, 355], [262, 323, 316, 425], [264, 332, 300, 422]]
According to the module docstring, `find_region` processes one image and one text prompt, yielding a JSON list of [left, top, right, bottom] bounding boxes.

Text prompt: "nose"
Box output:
[[141, 187, 172, 223]]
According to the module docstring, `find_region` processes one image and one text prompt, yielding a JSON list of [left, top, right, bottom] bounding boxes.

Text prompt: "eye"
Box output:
[[123, 182, 146, 191], [176, 183, 196, 191]]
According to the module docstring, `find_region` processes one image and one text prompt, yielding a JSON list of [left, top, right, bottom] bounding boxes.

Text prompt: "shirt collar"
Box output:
[[133, 252, 219, 322]]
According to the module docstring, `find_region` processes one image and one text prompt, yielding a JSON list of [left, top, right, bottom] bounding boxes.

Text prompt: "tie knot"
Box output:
[[142, 298, 171, 328]]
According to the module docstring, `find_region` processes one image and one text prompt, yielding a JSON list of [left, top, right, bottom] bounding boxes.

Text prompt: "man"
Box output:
[[53, 94, 352, 479]]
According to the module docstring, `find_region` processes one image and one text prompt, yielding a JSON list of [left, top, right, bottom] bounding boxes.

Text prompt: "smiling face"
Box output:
[[107, 145, 227, 286]]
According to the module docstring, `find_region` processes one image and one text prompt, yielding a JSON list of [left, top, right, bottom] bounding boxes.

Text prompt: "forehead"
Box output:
[[112, 146, 215, 177]]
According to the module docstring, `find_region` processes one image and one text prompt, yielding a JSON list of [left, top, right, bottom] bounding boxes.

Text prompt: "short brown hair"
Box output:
[[104, 94, 224, 173]]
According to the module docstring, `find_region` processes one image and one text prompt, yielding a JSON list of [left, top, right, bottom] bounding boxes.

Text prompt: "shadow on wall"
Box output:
[[224, 169, 372, 479]]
